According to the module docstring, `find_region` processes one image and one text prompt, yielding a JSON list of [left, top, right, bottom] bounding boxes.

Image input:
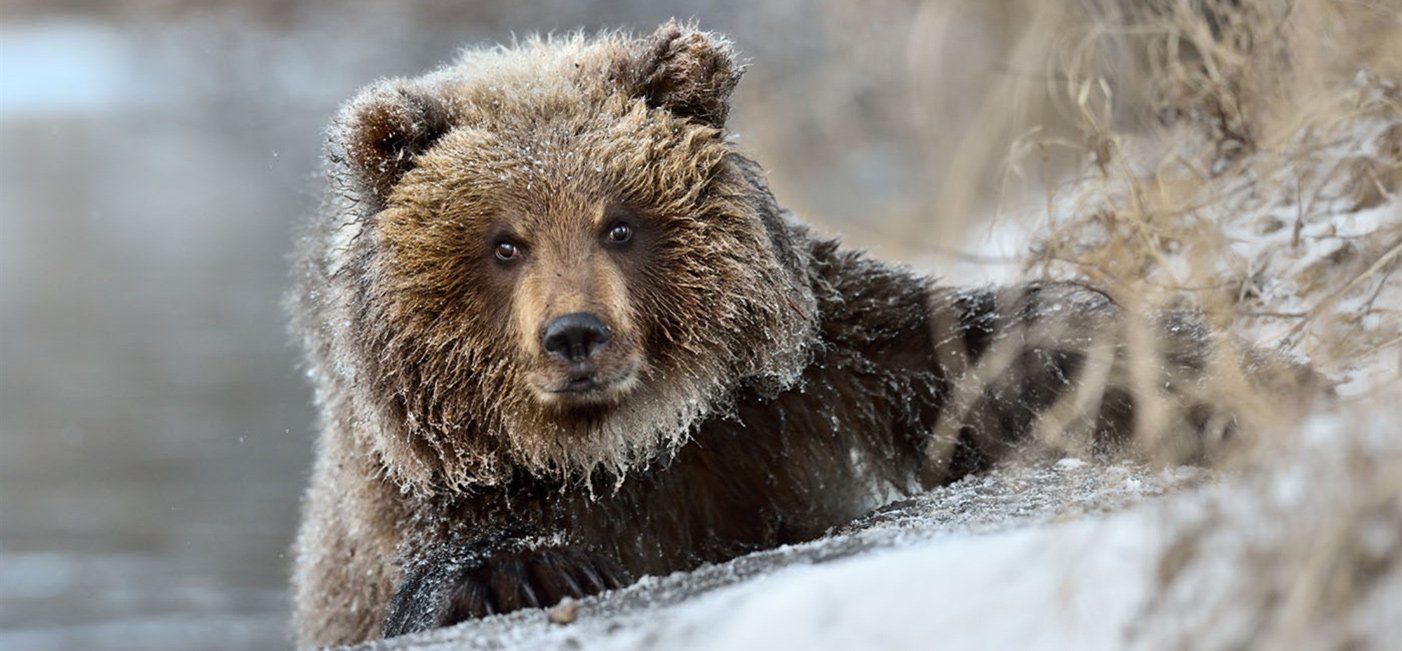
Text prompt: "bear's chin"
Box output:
[[532, 370, 641, 410], [529, 354, 646, 409]]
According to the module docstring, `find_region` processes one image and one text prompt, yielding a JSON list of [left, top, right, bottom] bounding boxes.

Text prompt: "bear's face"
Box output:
[[323, 23, 817, 491]]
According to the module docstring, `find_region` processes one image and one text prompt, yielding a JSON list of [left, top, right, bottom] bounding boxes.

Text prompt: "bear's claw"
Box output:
[[383, 546, 628, 638]]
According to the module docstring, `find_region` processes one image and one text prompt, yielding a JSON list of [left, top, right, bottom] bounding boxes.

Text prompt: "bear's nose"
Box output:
[[541, 312, 612, 364]]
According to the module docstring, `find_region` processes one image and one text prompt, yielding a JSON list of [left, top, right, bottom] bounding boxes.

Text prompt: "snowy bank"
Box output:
[[345, 404, 1400, 651]]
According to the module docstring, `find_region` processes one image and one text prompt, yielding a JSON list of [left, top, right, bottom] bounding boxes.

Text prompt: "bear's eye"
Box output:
[[494, 240, 522, 262], [605, 223, 633, 245]]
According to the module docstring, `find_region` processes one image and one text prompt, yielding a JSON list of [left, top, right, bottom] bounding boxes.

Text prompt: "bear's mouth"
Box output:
[[537, 360, 642, 406], [555, 370, 605, 394]]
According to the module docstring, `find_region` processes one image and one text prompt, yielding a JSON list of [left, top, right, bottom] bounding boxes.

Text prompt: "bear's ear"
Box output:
[[622, 21, 744, 128], [334, 81, 454, 203]]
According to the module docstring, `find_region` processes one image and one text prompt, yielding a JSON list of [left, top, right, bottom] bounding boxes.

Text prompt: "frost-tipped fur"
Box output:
[[290, 22, 1283, 648]]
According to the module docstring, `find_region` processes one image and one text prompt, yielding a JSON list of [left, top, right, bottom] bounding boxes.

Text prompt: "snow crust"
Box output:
[[349, 405, 1400, 651], [349, 462, 1199, 651]]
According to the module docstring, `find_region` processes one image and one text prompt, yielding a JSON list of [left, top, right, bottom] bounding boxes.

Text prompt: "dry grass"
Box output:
[[749, 2, 1399, 648], [999, 2, 1402, 648], [1018, 0, 1401, 458], [1033, 3, 1398, 335]]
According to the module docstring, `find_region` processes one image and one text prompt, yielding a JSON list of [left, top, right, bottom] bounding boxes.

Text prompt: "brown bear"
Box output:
[[289, 21, 1262, 648]]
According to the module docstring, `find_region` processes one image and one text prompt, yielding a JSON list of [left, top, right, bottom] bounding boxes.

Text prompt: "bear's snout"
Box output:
[[527, 303, 640, 405], [541, 312, 612, 364]]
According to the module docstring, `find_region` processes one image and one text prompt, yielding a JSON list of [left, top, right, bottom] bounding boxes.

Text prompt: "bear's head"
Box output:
[[319, 22, 817, 492]]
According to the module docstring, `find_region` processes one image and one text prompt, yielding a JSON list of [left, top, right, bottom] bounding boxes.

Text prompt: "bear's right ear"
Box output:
[[333, 81, 454, 203], [620, 21, 744, 128]]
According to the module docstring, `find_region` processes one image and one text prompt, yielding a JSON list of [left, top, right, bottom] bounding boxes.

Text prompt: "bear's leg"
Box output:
[[382, 533, 629, 637]]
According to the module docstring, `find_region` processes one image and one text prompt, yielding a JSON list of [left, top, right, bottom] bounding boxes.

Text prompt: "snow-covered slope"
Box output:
[[347, 461, 1201, 651], [351, 406, 1398, 651]]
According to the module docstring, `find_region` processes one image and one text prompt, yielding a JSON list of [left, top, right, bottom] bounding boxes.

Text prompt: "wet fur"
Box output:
[[291, 22, 1250, 647]]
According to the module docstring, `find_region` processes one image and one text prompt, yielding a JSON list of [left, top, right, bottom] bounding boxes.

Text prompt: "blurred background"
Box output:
[[0, 1, 1072, 649]]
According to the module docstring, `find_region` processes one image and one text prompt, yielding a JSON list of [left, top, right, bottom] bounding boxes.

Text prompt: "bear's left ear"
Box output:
[[332, 80, 454, 204], [621, 21, 744, 128]]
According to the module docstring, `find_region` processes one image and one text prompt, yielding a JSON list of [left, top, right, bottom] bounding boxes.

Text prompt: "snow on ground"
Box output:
[[350, 461, 1202, 651], [351, 407, 1400, 651]]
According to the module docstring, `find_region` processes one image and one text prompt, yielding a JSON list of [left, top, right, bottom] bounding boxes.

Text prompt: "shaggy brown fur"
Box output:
[[289, 22, 1269, 648]]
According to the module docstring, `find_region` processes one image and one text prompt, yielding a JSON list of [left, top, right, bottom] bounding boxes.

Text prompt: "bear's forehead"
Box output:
[[400, 108, 726, 216], [411, 131, 616, 210], [417, 93, 658, 169]]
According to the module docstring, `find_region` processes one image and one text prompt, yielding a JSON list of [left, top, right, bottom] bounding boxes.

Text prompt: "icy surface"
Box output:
[[350, 401, 1402, 651], [348, 461, 1205, 651], [351, 406, 1401, 651]]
